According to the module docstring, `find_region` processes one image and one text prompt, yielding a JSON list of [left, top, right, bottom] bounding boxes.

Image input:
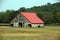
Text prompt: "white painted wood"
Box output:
[[11, 13, 44, 27], [40, 24, 44, 27], [14, 22, 18, 27], [32, 24, 39, 27]]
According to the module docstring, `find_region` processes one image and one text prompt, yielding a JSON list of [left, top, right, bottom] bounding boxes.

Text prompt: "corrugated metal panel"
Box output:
[[21, 12, 44, 24]]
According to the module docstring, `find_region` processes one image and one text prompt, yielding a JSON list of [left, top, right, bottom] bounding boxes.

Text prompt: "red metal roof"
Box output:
[[21, 12, 44, 24]]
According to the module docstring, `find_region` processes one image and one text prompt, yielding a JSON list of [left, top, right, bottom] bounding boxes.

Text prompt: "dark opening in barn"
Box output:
[[28, 24, 32, 28], [19, 23, 22, 27]]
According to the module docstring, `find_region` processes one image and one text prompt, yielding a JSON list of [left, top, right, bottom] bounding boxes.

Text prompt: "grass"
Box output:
[[0, 26, 60, 40]]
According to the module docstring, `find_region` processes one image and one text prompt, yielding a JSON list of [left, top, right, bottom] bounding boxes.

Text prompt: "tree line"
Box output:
[[0, 2, 60, 25]]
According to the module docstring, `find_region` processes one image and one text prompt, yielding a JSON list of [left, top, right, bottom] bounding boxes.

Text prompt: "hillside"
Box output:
[[0, 2, 60, 25]]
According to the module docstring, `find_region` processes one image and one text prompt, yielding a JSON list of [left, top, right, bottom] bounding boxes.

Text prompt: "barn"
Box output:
[[10, 12, 44, 27]]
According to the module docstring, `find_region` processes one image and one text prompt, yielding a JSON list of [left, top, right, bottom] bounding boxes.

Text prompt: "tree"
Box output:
[[0, 2, 60, 24], [18, 7, 27, 12]]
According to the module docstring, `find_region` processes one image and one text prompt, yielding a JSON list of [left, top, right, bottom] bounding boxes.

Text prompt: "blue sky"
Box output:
[[0, 0, 59, 12]]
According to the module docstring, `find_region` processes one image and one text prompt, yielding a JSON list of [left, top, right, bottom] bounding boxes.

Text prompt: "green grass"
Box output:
[[0, 26, 60, 40]]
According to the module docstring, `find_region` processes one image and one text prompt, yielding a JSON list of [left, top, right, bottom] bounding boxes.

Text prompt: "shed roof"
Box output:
[[21, 12, 44, 24]]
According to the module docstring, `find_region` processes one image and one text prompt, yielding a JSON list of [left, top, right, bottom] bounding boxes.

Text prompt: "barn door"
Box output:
[[19, 23, 23, 27]]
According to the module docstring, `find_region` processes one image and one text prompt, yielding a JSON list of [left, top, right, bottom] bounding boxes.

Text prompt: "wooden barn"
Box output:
[[10, 12, 44, 27]]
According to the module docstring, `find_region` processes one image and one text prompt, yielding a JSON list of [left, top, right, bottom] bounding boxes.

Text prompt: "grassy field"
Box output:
[[0, 26, 60, 40]]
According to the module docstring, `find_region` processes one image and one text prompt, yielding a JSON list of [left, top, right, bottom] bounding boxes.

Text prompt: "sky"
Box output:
[[0, 0, 59, 12]]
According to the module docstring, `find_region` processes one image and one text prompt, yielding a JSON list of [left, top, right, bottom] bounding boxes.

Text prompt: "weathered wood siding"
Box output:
[[10, 13, 44, 27]]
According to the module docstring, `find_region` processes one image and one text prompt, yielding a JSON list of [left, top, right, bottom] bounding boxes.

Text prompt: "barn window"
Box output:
[[10, 24, 13, 27], [28, 24, 32, 28], [38, 25, 40, 28]]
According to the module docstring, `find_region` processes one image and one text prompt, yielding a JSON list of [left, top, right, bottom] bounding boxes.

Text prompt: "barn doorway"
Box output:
[[10, 24, 13, 27], [28, 24, 32, 28], [38, 25, 40, 28], [19, 23, 23, 27]]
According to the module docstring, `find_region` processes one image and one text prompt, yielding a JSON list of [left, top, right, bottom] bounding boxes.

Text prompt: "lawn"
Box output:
[[0, 26, 60, 40]]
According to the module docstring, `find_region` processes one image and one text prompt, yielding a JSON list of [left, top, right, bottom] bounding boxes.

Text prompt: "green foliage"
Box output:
[[0, 10, 18, 23], [18, 7, 27, 12], [0, 2, 60, 24], [25, 2, 60, 24]]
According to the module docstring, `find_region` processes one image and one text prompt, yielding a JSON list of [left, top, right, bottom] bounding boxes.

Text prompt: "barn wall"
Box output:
[[10, 13, 44, 27], [20, 15, 44, 27], [40, 24, 44, 27], [19, 14, 30, 23], [13, 22, 18, 27], [11, 13, 31, 27], [10, 14, 20, 27], [32, 24, 44, 27], [11, 14, 20, 24], [19, 14, 31, 27], [32, 24, 39, 27], [24, 22, 31, 27]]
